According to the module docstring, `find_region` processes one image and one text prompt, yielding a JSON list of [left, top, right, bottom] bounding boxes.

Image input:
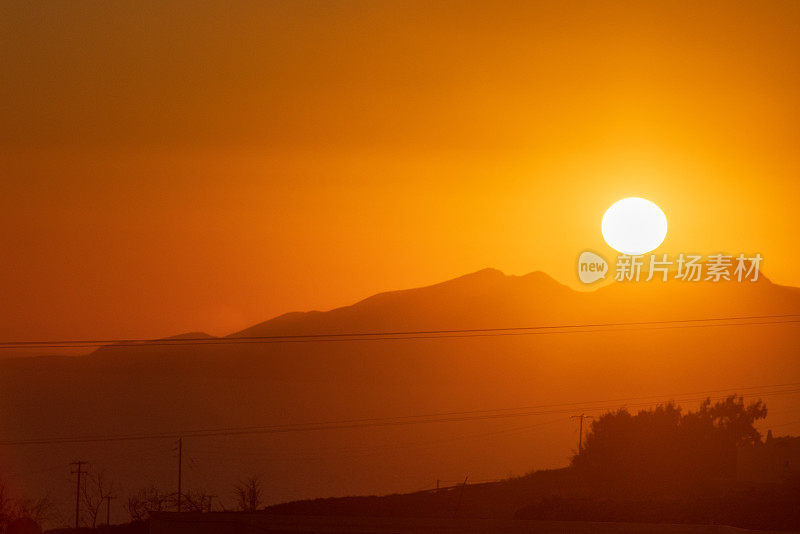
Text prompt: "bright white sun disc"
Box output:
[[601, 197, 667, 255]]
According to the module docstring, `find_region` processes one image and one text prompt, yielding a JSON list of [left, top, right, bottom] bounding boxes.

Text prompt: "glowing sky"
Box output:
[[2, 1, 800, 341]]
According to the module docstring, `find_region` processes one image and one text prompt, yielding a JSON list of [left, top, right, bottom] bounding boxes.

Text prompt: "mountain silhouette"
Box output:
[[1, 269, 799, 522], [97, 266, 800, 348], [230, 269, 577, 338]]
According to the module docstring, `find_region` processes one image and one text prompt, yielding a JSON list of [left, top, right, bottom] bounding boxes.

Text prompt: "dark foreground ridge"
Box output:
[[260, 397, 800, 532], [147, 512, 788, 534], [259, 474, 800, 532]]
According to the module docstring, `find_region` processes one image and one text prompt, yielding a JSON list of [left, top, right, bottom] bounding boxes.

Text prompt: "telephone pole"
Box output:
[[176, 437, 183, 512], [105, 495, 115, 525], [206, 494, 217, 513], [71, 461, 87, 529], [570, 414, 594, 454], [453, 476, 469, 516]]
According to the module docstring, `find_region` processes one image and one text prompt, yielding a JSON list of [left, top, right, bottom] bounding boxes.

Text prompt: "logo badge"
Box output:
[[578, 251, 608, 284]]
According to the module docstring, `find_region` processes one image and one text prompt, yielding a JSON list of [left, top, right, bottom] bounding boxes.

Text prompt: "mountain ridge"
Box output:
[[103, 266, 796, 346]]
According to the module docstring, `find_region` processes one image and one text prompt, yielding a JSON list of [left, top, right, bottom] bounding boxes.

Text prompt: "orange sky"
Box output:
[[2, 1, 800, 341]]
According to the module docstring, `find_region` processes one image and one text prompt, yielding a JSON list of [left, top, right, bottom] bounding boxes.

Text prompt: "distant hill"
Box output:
[[2, 268, 799, 524]]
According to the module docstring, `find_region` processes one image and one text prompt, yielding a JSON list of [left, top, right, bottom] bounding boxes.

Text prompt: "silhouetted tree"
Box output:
[[126, 485, 173, 521], [82, 471, 115, 527], [572, 395, 767, 496], [11, 496, 55, 528], [234, 475, 263, 511], [0, 481, 50, 532], [182, 489, 216, 513]]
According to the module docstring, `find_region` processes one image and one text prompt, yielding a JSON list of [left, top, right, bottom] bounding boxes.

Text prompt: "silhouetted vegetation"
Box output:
[[263, 396, 800, 530], [571, 395, 767, 496], [125, 485, 215, 521], [9, 396, 799, 531], [515, 396, 800, 530], [81, 473, 115, 528], [234, 475, 264, 512], [0, 481, 56, 533], [125, 486, 172, 522]]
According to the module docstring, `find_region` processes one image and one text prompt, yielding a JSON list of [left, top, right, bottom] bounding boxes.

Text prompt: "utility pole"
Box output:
[[453, 476, 469, 516], [206, 494, 217, 513], [570, 414, 594, 454], [71, 461, 87, 529], [176, 437, 183, 512], [105, 495, 115, 525]]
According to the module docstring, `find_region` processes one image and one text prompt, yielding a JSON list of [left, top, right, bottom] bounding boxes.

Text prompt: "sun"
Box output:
[[601, 197, 667, 255]]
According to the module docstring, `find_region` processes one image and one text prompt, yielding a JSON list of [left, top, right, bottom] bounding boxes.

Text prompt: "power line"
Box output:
[[2, 383, 798, 447], [188, 403, 800, 463], [6, 389, 800, 446], [768, 419, 800, 429], [186, 417, 569, 463], [1, 313, 799, 350], [184, 381, 800, 440]]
